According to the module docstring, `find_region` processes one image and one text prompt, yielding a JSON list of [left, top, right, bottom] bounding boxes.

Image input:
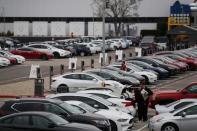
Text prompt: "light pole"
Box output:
[[90, 3, 95, 36], [102, 0, 106, 66]]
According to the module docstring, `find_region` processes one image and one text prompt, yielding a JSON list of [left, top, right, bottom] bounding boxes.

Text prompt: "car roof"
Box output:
[[0, 111, 55, 119], [6, 98, 64, 104], [77, 90, 114, 95], [46, 93, 93, 99]]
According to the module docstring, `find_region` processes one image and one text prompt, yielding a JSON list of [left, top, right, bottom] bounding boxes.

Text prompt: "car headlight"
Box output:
[[93, 120, 109, 125], [117, 119, 128, 122]]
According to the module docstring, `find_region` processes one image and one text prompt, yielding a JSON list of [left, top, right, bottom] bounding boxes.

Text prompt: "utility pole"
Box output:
[[102, 0, 109, 66]]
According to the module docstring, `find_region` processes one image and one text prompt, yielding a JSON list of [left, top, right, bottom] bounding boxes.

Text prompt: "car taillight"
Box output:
[[122, 101, 132, 107]]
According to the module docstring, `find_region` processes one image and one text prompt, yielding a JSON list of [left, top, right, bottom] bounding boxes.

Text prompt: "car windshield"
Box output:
[[104, 70, 123, 78], [152, 59, 165, 64], [48, 114, 69, 125], [60, 102, 83, 114], [141, 37, 154, 43], [127, 64, 142, 72], [90, 95, 113, 106], [79, 103, 98, 113]]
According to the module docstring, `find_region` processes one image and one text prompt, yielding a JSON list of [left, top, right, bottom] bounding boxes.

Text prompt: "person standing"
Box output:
[[140, 83, 153, 121], [134, 88, 145, 121], [120, 61, 127, 71]]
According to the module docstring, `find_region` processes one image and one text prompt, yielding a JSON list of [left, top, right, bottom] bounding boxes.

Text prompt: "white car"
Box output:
[[26, 43, 71, 58], [47, 93, 134, 131], [51, 72, 125, 94], [109, 39, 128, 49], [149, 102, 197, 131], [66, 100, 133, 131], [155, 99, 197, 114], [77, 90, 136, 116], [80, 42, 101, 54], [106, 40, 122, 50], [109, 64, 158, 84], [0, 57, 10, 67], [0, 50, 25, 64]]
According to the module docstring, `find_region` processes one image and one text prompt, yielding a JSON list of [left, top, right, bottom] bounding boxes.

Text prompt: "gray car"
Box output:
[[149, 102, 197, 131]]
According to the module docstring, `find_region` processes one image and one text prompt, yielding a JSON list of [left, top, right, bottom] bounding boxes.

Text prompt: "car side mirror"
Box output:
[[181, 112, 186, 117], [182, 90, 187, 94], [48, 123, 57, 128]]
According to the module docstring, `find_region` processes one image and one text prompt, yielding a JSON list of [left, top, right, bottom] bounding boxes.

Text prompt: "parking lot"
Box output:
[[1, 45, 197, 131]]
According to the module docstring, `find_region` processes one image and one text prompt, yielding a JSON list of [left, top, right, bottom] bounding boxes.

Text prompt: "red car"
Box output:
[[165, 54, 197, 70], [10, 47, 53, 60], [149, 82, 197, 108]]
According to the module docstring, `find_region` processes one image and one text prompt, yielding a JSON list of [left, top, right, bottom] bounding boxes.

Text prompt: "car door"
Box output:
[[181, 84, 197, 99], [80, 74, 101, 88], [62, 74, 83, 92], [176, 105, 197, 131], [31, 115, 55, 131], [0, 115, 31, 131]]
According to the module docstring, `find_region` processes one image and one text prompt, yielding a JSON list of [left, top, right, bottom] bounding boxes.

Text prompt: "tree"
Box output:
[[93, 0, 143, 36]]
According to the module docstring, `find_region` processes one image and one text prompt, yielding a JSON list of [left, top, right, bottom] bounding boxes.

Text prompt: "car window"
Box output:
[[13, 102, 44, 112], [63, 74, 80, 79], [71, 105, 86, 113], [186, 85, 197, 93], [32, 116, 51, 128], [174, 102, 193, 110], [40, 45, 48, 49], [80, 74, 95, 80], [18, 48, 32, 51], [0, 52, 5, 55], [99, 72, 113, 80], [176, 105, 197, 116], [29, 45, 41, 48], [2, 115, 30, 126], [43, 103, 67, 115], [90, 93, 110, 99]]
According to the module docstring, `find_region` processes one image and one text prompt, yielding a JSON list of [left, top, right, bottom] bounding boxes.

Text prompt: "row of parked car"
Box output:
[[1, 47, 197, 131]]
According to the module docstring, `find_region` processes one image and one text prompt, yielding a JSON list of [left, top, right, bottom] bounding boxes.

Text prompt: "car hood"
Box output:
[[155, 104, 173, 114], [96, 109, 133, 120], [60, 123, 101, 131], [150, 112, 173, 122]]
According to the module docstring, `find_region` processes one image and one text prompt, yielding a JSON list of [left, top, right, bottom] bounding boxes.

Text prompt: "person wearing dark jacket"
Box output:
[[140, 84, 153, 121], [120, 61, 127, 71], [134, 88, 145, 121]]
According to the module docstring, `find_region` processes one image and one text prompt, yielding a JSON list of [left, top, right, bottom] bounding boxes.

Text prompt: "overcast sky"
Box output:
[[0, 0, 194, 17]]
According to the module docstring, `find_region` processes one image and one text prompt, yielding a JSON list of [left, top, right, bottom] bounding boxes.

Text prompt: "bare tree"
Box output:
[[93, 0, 142, 36]]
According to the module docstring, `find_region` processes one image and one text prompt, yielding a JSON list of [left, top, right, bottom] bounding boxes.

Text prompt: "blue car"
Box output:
[[128, 60, 169, 79]]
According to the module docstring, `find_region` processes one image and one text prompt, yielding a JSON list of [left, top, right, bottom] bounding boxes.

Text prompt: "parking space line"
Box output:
[[133, 124, 148, 131]]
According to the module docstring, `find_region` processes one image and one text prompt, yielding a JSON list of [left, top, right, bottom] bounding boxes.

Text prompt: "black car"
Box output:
[[0, 112, 101, 131], [130, 57, 177, 76], [85, 69, 140, 86], [128, 60, 169, 79], [0, 98, 111, 131], [70, 44, 91, 56]]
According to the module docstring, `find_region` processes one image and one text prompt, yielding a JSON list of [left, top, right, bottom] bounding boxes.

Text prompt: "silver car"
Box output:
[[149, 102, 197, 131]]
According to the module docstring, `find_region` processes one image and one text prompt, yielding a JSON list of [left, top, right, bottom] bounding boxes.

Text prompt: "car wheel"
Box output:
[[80, 52, 85, 56], [53, 52, 60, 58], [57, 85, 69, 93], [109, 120, 117, 131], [41, 55, 48, 60], [161, 123, 179, 131]]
